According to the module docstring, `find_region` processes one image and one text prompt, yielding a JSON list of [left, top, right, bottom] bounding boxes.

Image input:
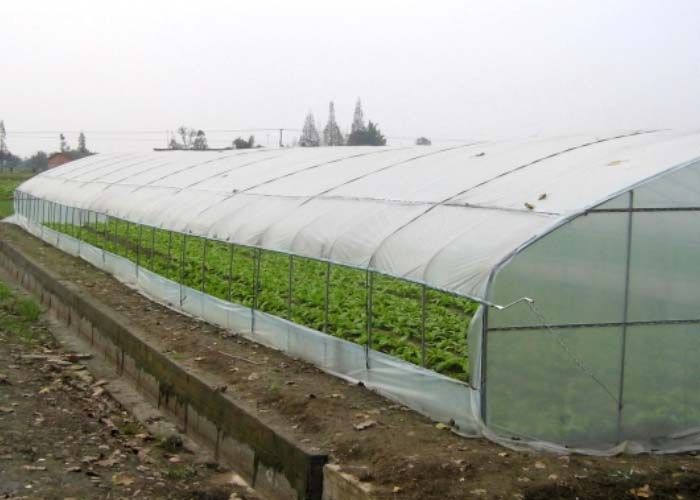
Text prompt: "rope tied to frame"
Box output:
[[525, 300, 620, 405]]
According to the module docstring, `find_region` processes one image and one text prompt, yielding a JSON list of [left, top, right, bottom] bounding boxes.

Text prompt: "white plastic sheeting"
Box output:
[[13, 129, 700, 454], [18, 129, 700, 303], [12, 216, 481, 438]]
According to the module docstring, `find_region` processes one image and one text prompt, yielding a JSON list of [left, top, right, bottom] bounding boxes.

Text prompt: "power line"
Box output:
[[7, 128, 301, 135]]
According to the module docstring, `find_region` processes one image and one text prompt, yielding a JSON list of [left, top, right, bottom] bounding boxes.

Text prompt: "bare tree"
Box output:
[[192, 130, 208, 150], [176, 126, 197, 149]]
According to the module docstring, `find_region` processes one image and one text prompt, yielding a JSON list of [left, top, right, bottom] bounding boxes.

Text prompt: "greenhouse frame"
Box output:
[[11, 129, 700, 454]]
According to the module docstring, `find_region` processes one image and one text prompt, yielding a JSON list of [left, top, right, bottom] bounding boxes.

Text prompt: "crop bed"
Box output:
[[41, 211, 476, 381], [0, 172, 34, 218]]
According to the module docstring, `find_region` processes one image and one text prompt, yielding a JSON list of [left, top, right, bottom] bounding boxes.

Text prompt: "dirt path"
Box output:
[[3, 223, 700, 499], [0, 278, 253, 500]]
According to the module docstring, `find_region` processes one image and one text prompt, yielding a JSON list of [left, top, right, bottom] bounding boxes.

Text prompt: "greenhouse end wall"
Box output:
[[485, 160, 700, 452]]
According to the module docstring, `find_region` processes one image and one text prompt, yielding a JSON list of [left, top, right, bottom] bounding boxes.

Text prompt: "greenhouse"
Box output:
[[10, 128, 700, 453]]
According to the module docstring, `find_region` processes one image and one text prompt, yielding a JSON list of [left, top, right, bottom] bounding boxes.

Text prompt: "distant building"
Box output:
[[47, 152, 75, 168]]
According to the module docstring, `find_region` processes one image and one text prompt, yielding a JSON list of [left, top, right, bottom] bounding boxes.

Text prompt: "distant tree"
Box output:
[[351, 99, 366, 134], [232, 135, 255, 149], [415, 137, 432, 146], [59, 133, 69, 152], [347, 120, 386, 146], [0, 121, 7, 156], [299, 112, 320, 147], [168, 137, 183, 150], [176, 126, 197, 149], [23, 151, 48, 172], [322, 101, 344, 146], [366, 121, 386, 146], [78, 131, 88, 153], [192, 130, 208, 150], [0, 151, 21, 172], [0, 120, 20, 171]]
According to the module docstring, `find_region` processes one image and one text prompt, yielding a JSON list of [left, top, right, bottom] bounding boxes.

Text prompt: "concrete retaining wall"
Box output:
[[0, 238, 328, 500]]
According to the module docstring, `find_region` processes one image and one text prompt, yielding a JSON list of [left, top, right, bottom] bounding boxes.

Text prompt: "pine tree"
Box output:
[[347, 120, 387, 146], [322, 101, 344, 146], [351, 98, 366, 133], [299, 112, 320, 147], [59, 133, 69, 152], [78, 131, 88, 153], [0, 121, 7, 155], [366, 121, 386, 146], [192, 130, 208, 150]]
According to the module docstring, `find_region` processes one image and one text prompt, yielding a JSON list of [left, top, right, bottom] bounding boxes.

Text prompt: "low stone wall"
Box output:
[[0, 238, 328, 500]]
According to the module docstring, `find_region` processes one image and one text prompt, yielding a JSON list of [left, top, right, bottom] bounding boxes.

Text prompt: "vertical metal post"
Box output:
[[136, 224, 143, 275], [112, 217, 119, 255], [421, 285, 427, 367], [78, 208, 83, 245], [149, 226, 156, 269], [200, 238, 208, 293], [366, 270, 374, 369], [166, 231, 173, 278], [56, 204, 62, 244], [323, 261, 331, 333], [616, 190, 635, 443], [227, 244, 234, 302], [100, 212, 106, 263], [124, 221, 131, 256], [479, 305, 490, 423], [103, 214, 108, 250], [287, 254, 293, 320], [179, 234, 187, 306], [251, 248, 261, 332]]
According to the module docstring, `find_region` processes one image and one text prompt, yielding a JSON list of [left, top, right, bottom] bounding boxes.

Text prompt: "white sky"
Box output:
[[3, 0, 699, 156]]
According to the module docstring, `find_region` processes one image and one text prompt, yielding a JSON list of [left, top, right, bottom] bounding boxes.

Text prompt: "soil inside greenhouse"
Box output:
[[3, 223, 700, 500]]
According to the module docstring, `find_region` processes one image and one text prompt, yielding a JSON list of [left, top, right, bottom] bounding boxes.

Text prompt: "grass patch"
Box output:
[[0, 280, 43, 346], [0, 171, 34, 218], [165, 465, 196, 480]]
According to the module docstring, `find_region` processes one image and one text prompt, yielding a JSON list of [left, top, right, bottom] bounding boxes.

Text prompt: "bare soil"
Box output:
[[0, 277, 254, 499], [3, 223, 700, 500]]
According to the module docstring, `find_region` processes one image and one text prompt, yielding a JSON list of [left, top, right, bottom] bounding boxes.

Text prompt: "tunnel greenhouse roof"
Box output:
[[19, 129, 700, 303]]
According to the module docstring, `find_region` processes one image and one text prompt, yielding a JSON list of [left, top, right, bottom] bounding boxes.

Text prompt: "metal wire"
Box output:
[[526, 300, 619, 404]]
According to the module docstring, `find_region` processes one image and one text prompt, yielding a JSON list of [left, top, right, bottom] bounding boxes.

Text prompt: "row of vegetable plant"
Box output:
[[23, 198, 475, 381]]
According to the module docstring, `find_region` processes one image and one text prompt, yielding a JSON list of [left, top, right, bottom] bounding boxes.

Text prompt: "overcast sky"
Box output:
[[3, 0, 700, 156]]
